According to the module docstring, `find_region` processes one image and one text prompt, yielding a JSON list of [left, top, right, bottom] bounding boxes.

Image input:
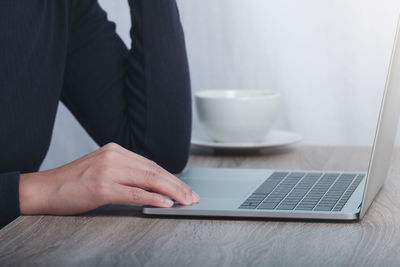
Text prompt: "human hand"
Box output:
[[19, 143, 199, 215]]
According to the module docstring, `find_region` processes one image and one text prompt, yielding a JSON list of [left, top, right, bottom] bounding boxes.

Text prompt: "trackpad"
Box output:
[[183, 176, 262, 199]]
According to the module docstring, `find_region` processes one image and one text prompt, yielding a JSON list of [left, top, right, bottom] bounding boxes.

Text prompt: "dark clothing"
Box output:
[[0, 0, 192, 228]]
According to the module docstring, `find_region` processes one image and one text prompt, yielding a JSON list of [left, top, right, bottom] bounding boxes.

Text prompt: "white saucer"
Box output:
[[191, 129, 302, 150]]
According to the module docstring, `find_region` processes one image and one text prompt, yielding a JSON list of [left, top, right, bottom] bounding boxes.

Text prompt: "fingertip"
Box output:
[[164, 199, 174, 207], [183, 192, 194, 205], [192, 191, 200, 203]]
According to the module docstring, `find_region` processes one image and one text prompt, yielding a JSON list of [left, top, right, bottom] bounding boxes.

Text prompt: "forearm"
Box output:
[[127, 0, 192, 172]]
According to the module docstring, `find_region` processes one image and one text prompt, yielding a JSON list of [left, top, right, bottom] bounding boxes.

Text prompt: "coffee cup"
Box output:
[[195, 89, 280, 143]]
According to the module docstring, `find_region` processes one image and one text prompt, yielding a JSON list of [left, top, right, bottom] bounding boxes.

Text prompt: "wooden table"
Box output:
[[1, 145, 400, 266]]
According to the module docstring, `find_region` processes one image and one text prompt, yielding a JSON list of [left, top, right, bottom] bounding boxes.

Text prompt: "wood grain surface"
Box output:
[[1, 145, 400, 267]]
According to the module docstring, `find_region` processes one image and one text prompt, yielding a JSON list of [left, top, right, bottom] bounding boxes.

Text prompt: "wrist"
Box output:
[[19, 172, 49, 215]]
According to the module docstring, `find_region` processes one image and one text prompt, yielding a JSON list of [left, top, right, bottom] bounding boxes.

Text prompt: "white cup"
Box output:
[[195, 89, 280, 143]]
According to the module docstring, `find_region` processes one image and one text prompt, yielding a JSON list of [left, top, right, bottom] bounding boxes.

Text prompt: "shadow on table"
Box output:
[[81, 204, 144, 217], [190, 145, 298, 157], [80, 204, 358, 224]]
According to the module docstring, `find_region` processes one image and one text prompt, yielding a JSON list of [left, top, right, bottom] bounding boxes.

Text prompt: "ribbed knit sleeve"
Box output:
[[0, 172, 20, 228], [61, 0, 192, 173]]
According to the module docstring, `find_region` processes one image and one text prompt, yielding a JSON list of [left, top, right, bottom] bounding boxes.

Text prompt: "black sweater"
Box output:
[[0, 0, 191, 228]]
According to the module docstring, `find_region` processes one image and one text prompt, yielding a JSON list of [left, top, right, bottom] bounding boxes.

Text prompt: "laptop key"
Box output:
[[276, 204, 297, 210], [314, 206, 333, 211], [239, 206, 256, 209], [295, 206, 315, 211], [257, 202, 279, 209], [247, 196, 265, 200], [241, 202, 261, 206]]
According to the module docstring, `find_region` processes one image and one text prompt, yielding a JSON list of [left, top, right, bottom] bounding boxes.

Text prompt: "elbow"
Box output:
[[154, 131, 191, 174], [159, 147, 190, 174], [151, 126, 192, 174], [152, 101, 192, 174]]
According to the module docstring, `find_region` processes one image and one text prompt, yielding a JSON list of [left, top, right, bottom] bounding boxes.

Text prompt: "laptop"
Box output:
[[143, 18, 400, 221]]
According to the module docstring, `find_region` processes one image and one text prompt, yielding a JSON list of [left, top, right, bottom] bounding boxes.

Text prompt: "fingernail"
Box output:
[[185, 193, 193, 203], [192, 191, 200, 203], [165, 199, 174, 207]]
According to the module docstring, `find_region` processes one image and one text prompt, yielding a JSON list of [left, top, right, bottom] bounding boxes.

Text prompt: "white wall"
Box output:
[[40, 0, 400, 170]]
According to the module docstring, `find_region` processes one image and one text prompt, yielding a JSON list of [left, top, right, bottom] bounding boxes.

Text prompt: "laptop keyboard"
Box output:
[[238, 172, 364, 212]]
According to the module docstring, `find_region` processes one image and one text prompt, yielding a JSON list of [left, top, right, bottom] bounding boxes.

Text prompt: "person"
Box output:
[[0, 0, 200, 228]]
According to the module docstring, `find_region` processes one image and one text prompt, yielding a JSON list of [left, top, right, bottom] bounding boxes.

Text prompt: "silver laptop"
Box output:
[[143, 18, 400, 221]]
